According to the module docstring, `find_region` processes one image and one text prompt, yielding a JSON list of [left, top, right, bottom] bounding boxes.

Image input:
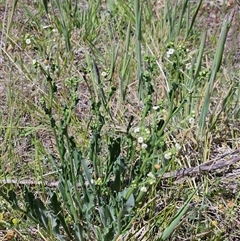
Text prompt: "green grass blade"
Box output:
[[176, 0, 188, 36], [198, 9, 235, 136], [194, 30, 207, 81], [6, 0, 19, 34], [134, 0, 143, 100], [160, 188, 197, 240], [120, 20, 131, 101], [41, 0, 48, 14], [185, 0, 203, 38]]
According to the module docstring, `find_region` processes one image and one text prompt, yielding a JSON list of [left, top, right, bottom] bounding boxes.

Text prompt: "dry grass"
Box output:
[[0, 0, 240, 240]]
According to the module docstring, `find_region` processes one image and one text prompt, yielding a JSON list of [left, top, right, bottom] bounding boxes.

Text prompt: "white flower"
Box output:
[[32, 59, 37, 65], [134, 127, 140, 133], [188, 117, 195, 125], [141, 143, 148, 149], [185, 63, 192, 70], [25, 38, 31, 45], [140, 186, 147, 192], [138, 136, 144, 144], [167, 48, 175, 55], [175, 143, 181, 150], [153, 105, 160, 111], [166, 48, 175, 58], [42, 25, 51, 29], [147, 172, 155, 178], [147, 172, 156, 185], [164, 152, 172, 160], [101, 71, 108, 77], [147, 172, 156, 184]]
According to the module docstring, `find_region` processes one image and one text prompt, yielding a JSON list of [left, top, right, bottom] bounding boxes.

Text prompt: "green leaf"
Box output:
[[109, 137, 121, 164], [125, 193, 135, 212], [160, 189, 197, 240], [33, 198, 49, 230], [41, 0, 48, 14], [105, 137, 121, 187], [80, 151, 94, 190], [8, 190, 19, 209], [73, 222, 84, 241], [111, 158, 126, 193], [49, 192, 72, 238]]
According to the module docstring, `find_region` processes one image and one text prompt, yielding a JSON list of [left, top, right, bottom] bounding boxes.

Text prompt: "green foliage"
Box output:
[[0, 0, 239, 240]]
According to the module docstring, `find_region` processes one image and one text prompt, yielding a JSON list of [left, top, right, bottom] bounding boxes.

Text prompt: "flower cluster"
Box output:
[[147, 172, 156, 185], [133, 126, 151, 150], [139, 171, 157, 194], [166, 48, 175, 58], [165, 42, 193, 77]]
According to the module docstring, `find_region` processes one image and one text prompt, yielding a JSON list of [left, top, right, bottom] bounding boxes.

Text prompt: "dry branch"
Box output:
[[162, 149, 240, 179], [0, 149, 239, 187]]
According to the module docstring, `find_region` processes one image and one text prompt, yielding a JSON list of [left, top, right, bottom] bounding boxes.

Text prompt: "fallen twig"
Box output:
[[161, 149, 240, 179], [0, 149, 239, 187]]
